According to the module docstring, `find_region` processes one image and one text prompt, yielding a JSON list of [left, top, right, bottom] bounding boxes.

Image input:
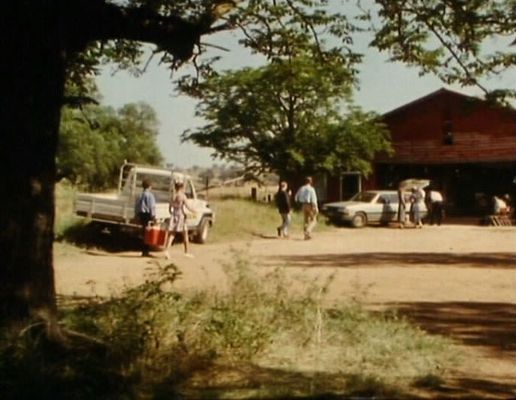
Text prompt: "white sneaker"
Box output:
[[184, 253, 194, 258]]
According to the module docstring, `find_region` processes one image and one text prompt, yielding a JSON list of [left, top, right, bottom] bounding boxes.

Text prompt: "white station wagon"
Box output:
[[321, 190, 428, 228]]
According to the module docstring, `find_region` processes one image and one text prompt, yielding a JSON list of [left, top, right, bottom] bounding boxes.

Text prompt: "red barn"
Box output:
[[372, 88, 516, 215]]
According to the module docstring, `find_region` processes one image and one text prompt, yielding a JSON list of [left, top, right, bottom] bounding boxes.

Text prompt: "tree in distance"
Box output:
[[58, 102, 163, 190], [182, 55, 391, 179]]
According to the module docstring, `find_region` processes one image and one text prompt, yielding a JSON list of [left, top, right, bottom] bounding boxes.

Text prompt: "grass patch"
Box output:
[[209, 198, 333, 243], [2, 254, 460, 399], [54, 181, 82, 239], [54, 181, 335, 246]]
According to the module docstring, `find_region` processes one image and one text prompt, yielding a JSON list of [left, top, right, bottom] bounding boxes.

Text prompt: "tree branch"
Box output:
[[63, 0, 228, 63]]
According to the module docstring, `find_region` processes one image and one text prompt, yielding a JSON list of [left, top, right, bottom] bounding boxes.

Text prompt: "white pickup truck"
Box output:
[[74, 163, 214, 243]]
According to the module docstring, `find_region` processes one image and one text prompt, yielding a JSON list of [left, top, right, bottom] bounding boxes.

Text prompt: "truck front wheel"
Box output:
[[193, 218, 210, 244]]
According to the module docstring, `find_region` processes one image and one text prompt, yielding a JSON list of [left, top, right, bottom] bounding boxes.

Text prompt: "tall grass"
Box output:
[[54, 181, 83, 239], [208, 198, 333, 243], [1, 253, 459, 399], [54, 182, 333, 245]]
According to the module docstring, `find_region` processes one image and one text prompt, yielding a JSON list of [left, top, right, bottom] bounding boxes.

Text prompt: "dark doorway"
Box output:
[[341, 173, 361, 200], [375, 162, 516, 216]]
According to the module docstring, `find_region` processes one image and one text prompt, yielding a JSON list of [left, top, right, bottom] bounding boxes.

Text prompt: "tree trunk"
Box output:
[[0, 3, 66, 328], [0, 1, 204, 329]]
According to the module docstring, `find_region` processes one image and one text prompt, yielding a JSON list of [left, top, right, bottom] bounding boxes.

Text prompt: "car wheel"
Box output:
[[193, 218, 209, 244], [351, 212, 367, 228]]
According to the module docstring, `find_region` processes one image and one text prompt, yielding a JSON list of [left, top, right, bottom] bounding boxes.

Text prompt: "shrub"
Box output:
[[1, 253, 459, 399]]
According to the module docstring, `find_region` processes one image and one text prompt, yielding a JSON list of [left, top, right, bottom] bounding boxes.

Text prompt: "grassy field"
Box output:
[[17, 183, 462, 399], [208, 197, 333, 243], [54, 181, 80, 239], [55, 182, 333, 246]]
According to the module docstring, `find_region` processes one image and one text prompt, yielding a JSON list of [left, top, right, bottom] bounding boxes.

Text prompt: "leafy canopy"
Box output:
[[60, 0, 514, 180], [58, 102, 163, 189], [182, 55, 391, 176], [64, 0, 515, 101], [364, 0, 516, 100]]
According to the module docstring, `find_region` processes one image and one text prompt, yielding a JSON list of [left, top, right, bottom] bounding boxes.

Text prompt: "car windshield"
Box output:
[[350, 192, 377, 203]]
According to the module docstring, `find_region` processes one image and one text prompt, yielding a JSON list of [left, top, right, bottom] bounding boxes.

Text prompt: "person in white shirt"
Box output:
[[493, 196, 508, 215], [426, 190, 444, 226], [295, 176, 318, 240]]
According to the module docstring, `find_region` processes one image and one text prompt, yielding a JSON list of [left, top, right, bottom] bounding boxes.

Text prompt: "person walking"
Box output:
[[427, 189, 444, 225], [295, 176, 318, 240], [134, 179, 156, 257], [164, 181, 196, 259], [275, 181, 292, 238]]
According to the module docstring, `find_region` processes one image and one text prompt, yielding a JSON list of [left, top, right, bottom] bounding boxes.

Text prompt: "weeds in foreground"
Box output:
[[1, 254, 459, 399]]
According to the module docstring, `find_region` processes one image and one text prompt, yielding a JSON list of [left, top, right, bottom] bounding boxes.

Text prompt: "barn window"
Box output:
[[443, 121, 454, 145]]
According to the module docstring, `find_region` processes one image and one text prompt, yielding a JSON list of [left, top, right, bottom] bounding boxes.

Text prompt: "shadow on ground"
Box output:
[[269, 252, 516, 269], [389, 301, 516, 355], [385, 301, 516, 399], [59, 222, 141, 252], [177, 363, 423, 400], [169, 302, 516, 399]]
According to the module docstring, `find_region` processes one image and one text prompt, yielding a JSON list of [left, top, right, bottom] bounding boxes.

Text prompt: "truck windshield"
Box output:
[[136, 173, 171, 202], [136, 174, 170, 192]]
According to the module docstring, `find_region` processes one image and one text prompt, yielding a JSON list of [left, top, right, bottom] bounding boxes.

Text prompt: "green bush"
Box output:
[[1, 253, 459, 399]]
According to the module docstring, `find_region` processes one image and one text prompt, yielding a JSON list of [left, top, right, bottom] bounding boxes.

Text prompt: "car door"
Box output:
[[379, 193, 398, 222], [184, 179, 203, 228], [366, 193, 384, 222]]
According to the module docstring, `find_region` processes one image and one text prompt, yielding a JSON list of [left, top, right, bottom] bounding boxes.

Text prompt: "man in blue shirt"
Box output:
[[135, 179, 156, 256], [295, 176, 319, 240]]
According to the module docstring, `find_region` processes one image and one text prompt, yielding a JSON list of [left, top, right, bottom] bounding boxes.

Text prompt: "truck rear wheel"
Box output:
[[193, 218, 210, 244]]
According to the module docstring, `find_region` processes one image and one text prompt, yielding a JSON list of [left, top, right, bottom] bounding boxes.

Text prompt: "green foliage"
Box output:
[[57, 102, 163, 190], [182, 56, 391, 176], [231, 0, 361, 64], [62, 1, 515, 126], [365, 0, 516, 98], [54, 181, 80, 239], [1, 253, 459, 398]]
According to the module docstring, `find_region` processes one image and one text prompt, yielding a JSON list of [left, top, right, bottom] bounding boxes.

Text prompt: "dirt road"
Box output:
[[55, 224, 516, 399]]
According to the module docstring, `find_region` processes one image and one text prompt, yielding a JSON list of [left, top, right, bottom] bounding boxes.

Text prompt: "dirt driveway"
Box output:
[[54, 224, 516, 399]]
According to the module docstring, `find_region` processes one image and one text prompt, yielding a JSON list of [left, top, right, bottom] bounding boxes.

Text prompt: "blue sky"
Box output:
[[96, 16, 515, 168]]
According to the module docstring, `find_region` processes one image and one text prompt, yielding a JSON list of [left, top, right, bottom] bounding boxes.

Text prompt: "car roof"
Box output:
[[363, 190, 397, 194]]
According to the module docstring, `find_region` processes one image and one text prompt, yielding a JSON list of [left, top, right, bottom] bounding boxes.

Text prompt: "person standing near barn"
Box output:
[[275, 181, 292, 238], [426, 189, 445, 225], [410, 186, 425, 228], [135, 179, 156, 257], [295, 176, 319, 240], [397, 187, 407, 228]]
